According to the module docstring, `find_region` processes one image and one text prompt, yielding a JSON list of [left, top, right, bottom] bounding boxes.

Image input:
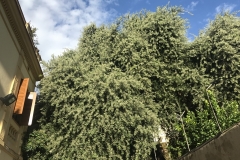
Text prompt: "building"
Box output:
[[0, 0, 43, 159]]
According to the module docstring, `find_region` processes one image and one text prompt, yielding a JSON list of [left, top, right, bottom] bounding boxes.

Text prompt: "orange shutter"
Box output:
[[14, 78, 29, 114], [19, 92, 37, 126]]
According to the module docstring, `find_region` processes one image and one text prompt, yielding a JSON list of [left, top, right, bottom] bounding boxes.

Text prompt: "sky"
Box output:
[[18, 0, 240, 61]]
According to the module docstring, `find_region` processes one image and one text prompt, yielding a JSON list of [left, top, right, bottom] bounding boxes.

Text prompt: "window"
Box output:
[[13, 92, 37, 126], [14, 78, 29, 114]]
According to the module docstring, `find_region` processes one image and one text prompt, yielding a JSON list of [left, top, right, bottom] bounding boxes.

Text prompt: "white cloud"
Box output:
[[19, 0, 118, 61], [133, 0, 142, 4], [201, 3, 237, 27], [186, 1, 198, 12], [215, 3, 236, 14], [106, 0, 119, 5]]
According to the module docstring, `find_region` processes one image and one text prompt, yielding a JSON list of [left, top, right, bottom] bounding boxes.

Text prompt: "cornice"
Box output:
[[0, 0, 43, 81]]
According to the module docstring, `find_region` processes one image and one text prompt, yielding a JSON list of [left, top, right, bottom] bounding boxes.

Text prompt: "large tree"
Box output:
[[188, 12, 240, 102], [22, 6, 240, 160], [168, 12, 240, 158], [23, 6, 191, 159]]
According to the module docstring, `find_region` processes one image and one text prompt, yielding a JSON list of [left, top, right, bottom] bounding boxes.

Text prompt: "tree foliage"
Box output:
[[188, 12, 240, 102], [23, 6, 189, 159], [28, 23, 39, 46], [168, 12, 240, 158], [169, 90, 240, 158], [22, 7, 240, 160]]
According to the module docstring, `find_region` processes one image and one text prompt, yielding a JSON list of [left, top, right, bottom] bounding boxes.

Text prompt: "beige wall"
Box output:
[[0, 4, 36, 98], [0, 11, 18, 158], [0, 10, 19, 97], [0, 146, 13, 160], [0, 3, 37, 159], [179, 122, 240, 160], [0, 0, 42, 159]]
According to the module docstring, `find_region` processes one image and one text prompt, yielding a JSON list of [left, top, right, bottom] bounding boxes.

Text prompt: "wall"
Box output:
[[0, 146, 13, 160], [0, 2, 35, 159], [0, 1, 42, 159], [0, 5, 19, 97], [179, 122, 240, 160]]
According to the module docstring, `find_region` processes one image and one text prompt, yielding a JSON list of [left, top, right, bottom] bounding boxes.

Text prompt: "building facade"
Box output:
[[0, 0, 43, 159]]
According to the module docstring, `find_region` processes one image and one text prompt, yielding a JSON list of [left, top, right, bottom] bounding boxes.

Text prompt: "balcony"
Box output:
[[8, 121, 19, 141], [5, 118, 21, 155]]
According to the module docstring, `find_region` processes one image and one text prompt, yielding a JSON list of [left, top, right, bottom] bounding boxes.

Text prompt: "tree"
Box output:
[[22, 7, 240, 160], [23, 51, 161, 159], [188, 12, 240, 102], [22, 6, 191, 159], [168, 12, 240, 158], [168, 90, 240, 158], [78, 6, 193, 135], [26, 22, 39, 46]]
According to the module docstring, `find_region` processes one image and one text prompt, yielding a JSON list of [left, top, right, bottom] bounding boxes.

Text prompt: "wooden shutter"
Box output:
[[14, 78, 29, 114], [18, 92, 37, 126]]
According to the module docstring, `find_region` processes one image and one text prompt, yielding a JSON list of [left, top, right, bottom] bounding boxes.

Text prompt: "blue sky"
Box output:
[[19, 0, 240, 61], [109, 0, 239, 40]]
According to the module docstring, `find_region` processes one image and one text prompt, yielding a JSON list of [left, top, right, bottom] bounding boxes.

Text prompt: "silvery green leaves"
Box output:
[[22, 7, 240, 160]]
